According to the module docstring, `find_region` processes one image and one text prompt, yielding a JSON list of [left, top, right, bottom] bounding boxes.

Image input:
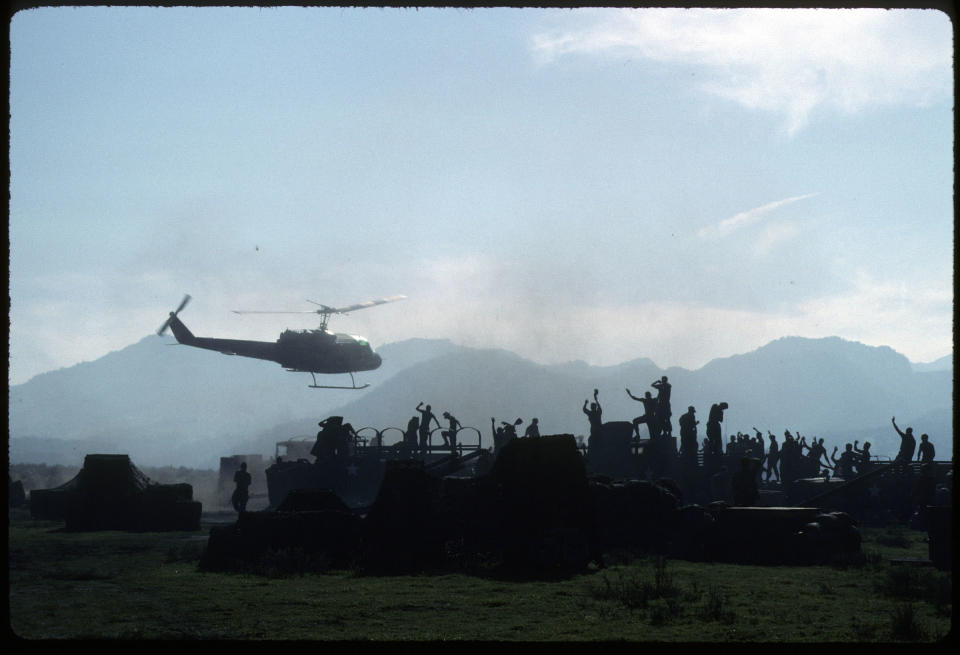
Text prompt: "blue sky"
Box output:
[[8, 7, 954, 385]]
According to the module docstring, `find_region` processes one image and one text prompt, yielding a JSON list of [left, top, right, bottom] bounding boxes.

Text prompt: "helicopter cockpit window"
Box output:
[[334, 333, 370, 346]]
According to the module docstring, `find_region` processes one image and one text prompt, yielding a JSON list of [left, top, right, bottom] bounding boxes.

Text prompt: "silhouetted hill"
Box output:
[[911, 354, 952, 372], [8, 335, 952, 467], [7, 335, 457, 467], [244, 337, 952, 463]]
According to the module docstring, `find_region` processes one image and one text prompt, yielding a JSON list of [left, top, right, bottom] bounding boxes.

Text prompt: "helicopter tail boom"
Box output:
[[165, 312, 197, 346]]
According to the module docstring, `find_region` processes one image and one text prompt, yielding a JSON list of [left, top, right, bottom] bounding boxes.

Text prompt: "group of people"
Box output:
[[400, 402, 541, 453], [490, 416, 541, 452], [583, 382, 939, 486], [625, 376, 674, 440]]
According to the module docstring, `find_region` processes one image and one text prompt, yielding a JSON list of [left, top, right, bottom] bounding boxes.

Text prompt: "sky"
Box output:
[[8, 6, 954, 386]]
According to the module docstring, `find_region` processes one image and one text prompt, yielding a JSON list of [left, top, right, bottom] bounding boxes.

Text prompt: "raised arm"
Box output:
[[891, 416, 905, 438]]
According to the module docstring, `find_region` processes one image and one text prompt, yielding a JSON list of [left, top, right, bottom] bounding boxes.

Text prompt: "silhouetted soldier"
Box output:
[[403, 416, 420, 449], [501, 418, 522, 443], [764, 432, 781, 482], [524, 417, 540, 438], [441, 411, 461, 450], [651, 376, 673, 437], [339, 422, 358, 457], [312, 416, 343, 459], [853, 440, 874, 474], [678, 406, 699, 463], [831, 443, 857, 479], [891, 417, 917, 470], [751, 428, 765, 458], [726, 434, 738, 457], [491, 418, 505, 454], [626, 388, 658, 440], [780, 430, 799, 483], [583, 389, 603, 448], [806, 437, 831, 473], [706, 402, 727, 458], [231, 462, 252, 513], [916, 433, 935, 463], [416, 402, 441, 451], [626, 389, 657, 439]]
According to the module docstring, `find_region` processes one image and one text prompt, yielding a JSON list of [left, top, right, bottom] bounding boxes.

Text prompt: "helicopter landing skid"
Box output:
[[308, 372, 369, 390]]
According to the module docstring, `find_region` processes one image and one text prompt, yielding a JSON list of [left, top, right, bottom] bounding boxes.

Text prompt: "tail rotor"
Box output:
[[157, 294, 192, 336]]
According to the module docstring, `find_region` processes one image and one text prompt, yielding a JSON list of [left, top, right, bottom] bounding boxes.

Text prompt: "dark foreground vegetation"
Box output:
[[8, 508, 951, 642]]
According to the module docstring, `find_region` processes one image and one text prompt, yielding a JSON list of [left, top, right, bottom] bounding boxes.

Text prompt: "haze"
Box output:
[[8, 7, 953, 386]]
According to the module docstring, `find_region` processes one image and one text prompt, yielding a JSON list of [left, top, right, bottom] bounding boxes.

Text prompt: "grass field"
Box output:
[[7, 508, 952, 641]]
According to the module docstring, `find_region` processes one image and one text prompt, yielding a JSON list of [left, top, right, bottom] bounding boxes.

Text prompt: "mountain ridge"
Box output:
[[8, 334, 952, 468]]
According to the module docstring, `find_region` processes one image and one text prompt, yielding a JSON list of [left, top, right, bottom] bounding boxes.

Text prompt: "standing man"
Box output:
[[916, 433, 935, 463], [853, 440, 874, 475], [524, 418, 540, 438], [891, 416, 917, 466], [651, 376, 673, 438], [706, 402, 728, 458], [231, 462, 252, 514], [764, 432, 781, 482], [678, 406, 699, 463], [583, 389, 603, 449], [403, 416, 420, 449], [441, 411, 461, 450], [416, 402, 441, 451], [626, 388, 659, 440]]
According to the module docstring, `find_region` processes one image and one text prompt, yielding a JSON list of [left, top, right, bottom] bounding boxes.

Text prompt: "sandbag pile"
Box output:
[[203, 435, 599, 577], [200, 507, 362, 572], [358, 460, 445, 574], [199, 434, 864, 576], [791, 510, 862, 564], [29, 454, 201, 532], [588, 421, 636, 479], [487, 435, 596, 574], [590, 478, 682, 555]]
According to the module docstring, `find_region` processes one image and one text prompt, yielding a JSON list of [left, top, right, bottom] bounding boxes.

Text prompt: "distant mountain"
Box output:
[[8, 335, 952, 467], [308, 336, 951, 462], [7, 335, 457, 467], [911, 354, 953, 373]]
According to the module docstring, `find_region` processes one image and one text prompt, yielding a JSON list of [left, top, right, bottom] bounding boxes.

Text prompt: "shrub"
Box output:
[[890, 603, 928, 641], [699, 584, 736, 623], [917, 570, 952, 617], [165, 542, 205, 564], [876, 527, 910, 548], [590, 557, 683, 612], [850, 616, 878, 641], [248, 547, 331, 578], [648, 597, 682, 626], [877, 566, 921, 600]]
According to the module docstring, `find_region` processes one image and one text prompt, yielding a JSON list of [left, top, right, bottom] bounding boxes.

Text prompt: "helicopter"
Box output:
[[157, 294, 406, 389]]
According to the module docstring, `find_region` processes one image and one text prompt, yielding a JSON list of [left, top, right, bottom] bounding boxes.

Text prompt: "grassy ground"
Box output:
[[8, 508, 952, 641]]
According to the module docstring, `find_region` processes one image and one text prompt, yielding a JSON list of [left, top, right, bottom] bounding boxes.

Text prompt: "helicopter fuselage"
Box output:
[[164, 314, 382, 374]]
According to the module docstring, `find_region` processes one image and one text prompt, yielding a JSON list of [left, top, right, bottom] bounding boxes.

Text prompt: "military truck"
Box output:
[[264, 418, 492, 509]]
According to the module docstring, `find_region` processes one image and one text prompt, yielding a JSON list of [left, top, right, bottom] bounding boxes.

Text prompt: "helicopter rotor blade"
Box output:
[[232, 295, 407, 319], [157, 294, 191, 336], [231, 310, 321, 314], [305, 294, 407, 315]]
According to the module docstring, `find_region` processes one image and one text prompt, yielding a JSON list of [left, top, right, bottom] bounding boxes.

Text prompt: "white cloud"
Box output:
[[531, 8, 952, 135], [698, 193, 817, 239]]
